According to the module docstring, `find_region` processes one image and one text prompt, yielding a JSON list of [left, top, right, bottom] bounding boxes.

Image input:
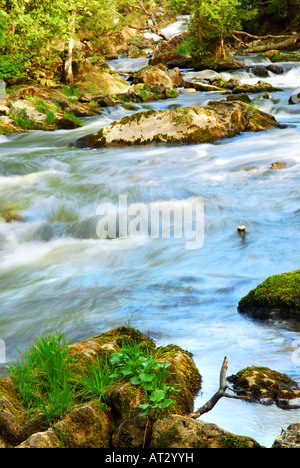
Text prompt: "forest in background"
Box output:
[[0, 0, 299, 83]]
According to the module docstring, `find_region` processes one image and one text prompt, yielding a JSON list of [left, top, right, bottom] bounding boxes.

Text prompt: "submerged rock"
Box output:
[[238, 270, 300, 321], [151, 415, 262, 448], [75, 101, 284, 149], [228, 367, 300, 409]]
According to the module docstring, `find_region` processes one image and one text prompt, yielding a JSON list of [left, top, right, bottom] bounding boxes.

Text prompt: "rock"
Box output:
[[74, 62, 129, 95], [184, 88, 197, 93], [169, 67, 185, 88], [266, 64, 284, 75], [1, 86, 102, 132], [215, 60, 244, 71], [133, 64, 175, 91], [52, 403, 110, 448], [238, 270, 300, 321], [273, 424, 300, 448], [149, 51, 193, 69], [192, 70, 222, 82], [151, 415, 262, 448], [108, 383, 149, 448], [251, 66, 269, 78], [75, 101, 284, 149], [0, 378, 48, 446], [222, 77, 242, 90], [0, 104, 9, 116], [227, 94, 251, 104], [289, 91, 300, 105], [0, 327, 202, 448], [125, 83, 179, 103], [16, 429, 61, 448], [233, 80, 282, 94], [228, 367, 300, 409], [270, 161, 286, 170], [184, 81, 225, 92], [264, 50, 279, 59]]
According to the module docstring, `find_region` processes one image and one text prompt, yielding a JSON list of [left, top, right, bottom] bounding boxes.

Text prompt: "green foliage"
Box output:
[[0, 10, 7, 47], [239, 0, 289, 32], [9, 109, 34, 130], [109, 340, 178, 419], [45, 111, 56, 124], [7, 332, 180, 424], [169, 0, 191, 14], [0, 0, 120, 80], [75, 354, 112, 407], [7, 332, 75, 424]]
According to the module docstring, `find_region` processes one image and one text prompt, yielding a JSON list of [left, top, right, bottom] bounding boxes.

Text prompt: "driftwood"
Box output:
[[233, 30, 299, 53], [189, 357, 229, 419]]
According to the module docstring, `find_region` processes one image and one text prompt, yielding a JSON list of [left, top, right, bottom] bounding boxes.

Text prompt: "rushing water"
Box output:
[[0, 54, 300, 447]]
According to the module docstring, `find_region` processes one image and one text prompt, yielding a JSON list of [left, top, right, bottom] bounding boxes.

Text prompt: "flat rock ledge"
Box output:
[[74, 101, 284, 149]]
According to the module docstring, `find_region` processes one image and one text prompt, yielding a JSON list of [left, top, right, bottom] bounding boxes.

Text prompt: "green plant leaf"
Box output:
[[139, 372, 155, 382], [130, 375, 141, 385], [150, 389, 165, 403]]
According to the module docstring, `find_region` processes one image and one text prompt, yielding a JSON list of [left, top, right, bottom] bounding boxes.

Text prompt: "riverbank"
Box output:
[[0, 326, 299, 448]]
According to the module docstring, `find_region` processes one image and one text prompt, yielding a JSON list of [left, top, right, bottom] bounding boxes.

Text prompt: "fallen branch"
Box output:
[[189, 357, 229, 419], [232, 31, 299, 54], [233, 30, 294, 40]]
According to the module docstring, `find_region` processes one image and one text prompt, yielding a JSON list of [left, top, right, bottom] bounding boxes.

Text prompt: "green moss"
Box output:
[[228, 366, 299, 406], [219, 434, 258, 449], [238, 270, 300, 318], [154, 424, 182, 448]]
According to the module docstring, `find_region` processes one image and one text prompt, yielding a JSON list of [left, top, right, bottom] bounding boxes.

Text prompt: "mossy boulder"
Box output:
[[75, 100, 284, 149], [0, 327, 201, 448], [238, 270, 300, 321], [0, 378, 48, 446], [228, 367, 300, 409], [1, 85, 102, 133], [232, 81, 282, 94], [151, 415, 262, 449]]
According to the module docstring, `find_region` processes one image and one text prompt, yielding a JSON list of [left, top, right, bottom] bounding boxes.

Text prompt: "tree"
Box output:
[[189, 0, 243, 62], [0, 0, 118, 81]]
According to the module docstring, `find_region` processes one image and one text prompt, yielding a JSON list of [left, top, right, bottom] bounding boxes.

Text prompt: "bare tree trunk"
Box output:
[[189, 357, 229, 419], [196, 0, 203, 44], [63, 10, 76, 85]]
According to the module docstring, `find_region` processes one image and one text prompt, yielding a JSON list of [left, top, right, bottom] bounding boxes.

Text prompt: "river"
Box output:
[[0, 53, 299, 447]]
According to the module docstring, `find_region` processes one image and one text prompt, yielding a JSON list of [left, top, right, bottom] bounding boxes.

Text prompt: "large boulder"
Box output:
[[75, 101, 284, 148], [2, 86, 101, 132], [1, 327, 201, 448], [238, 270, 300, 321], [151, 415, 262, 448]]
